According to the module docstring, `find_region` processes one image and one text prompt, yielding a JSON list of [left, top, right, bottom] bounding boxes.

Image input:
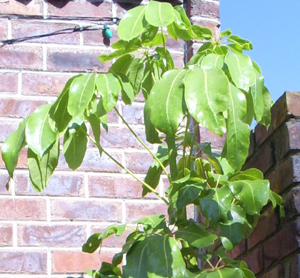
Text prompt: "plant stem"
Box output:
[[86, 132, 169, 205], [182, 113, 191, 171], [187, 119, 198, 167], [114, 107, 171, 183]]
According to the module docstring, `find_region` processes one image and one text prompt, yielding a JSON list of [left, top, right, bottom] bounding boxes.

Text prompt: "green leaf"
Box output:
[[96, 73, 120, 113], [184, 66, 230, 136], [250, 76, 264, 122], [192, 25, 212, 40], [135, 214, 167, 231], [175, 223, 217, 249], [86, 113, 101, 144], [207, 268, 243, 278], [68, 73, 96, 117], [27, 138, 59, 192], [145, 1, 174, 27], [1, 118, 27, 178], [82, 224, 126, 253], [225, 52, 256, 91], [146, 69, 186, 136], [118, 5, 147, 41], [26, 104, 57, 158], [144, 101, 161, 143], [63, 123, 88, 170], [220, 29, 232, 38], [146, 235, 187, 278], [174, 6, 192, 29], [228, 35, 253, 50], [114, 73, 135, 104], [143, 32, 166, 48], [220, 222, 244, 251], [128, 58, 144, 96], [142, 60, 157, 99], [258, 86, 272, 128], [141, 25, 159, 44], [143, 145, 169, 196], [201, 54, 224, 70], [229, 168, 263, 181], [229, 180, 270, 215], [155, 47, 175, 71], [110, 54, 134, 75]]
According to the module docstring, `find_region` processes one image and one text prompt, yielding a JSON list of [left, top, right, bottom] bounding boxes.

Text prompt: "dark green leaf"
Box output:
[[155, 47, 175, 71], [141, 25, 159, 44], [144, 101, 161, 143], [172, 184, 203, 210], [206, 268, 243, 278], [110, 54, 134, 75], [86, 113, 101, 144], [128, 58, 144, 96], [220, 222, 244, 251]]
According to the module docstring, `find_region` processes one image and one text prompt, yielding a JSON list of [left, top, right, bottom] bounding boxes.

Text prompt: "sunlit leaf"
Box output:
[[145, 1, 174, 27], [201, 54, 224, 70]]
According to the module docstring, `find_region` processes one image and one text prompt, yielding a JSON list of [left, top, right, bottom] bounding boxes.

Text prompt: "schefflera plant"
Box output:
[[2, 1, 283, 277]]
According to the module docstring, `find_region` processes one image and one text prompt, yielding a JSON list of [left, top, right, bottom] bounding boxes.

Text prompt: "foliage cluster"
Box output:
[[2, 1, 283, 277]]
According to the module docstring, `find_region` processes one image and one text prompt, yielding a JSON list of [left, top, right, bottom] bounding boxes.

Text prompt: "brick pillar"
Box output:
[[230, 92, 300, 278]]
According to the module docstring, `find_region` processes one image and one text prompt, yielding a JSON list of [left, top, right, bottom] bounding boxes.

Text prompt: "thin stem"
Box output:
[[187, 119, 198, 167], [114, 107, 171, 183], [86, 132, 169, 205], [182, 113, 191, 172]]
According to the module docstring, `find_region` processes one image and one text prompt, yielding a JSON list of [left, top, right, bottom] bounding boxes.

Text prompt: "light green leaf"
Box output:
[[63, 123, 88, 170], [192, 25, 212, 40], [184, 66, 230, 136], [229, 168, 263, 181], [220, 29, 232, 38], [201, 54, 224, 70], [251, 76, 264, 122], [229, 180, 270, 215], [147, 235, 187, 278], [228, 35, 253, 50], [26, 104, 57, 158], [258, 86, 272, 128], [118, 5, 147, 41], [28, 138, 59, 192], [114, 73, 135, 104], [175, 223, 217, 249], [207, 268, 243, 278], [141, 25, 159, 44], [143, 32, 166, 47], [174, 6, 191, 29], [128, 58, 144, 96], [2, 118, 27, 178], [225, 52, 256, 91], [147, 69, 186, 136], [145, 1, 174, 27], [96, 73, 120, 113], [68, 73, 96, 117], [135, 214, 167, 231]]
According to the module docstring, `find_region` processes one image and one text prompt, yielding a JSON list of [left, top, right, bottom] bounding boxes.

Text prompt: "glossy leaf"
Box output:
[[68, 73, 96, 117], [220, 222, 244, 251], [144, 101, 161, 143], [184, 66, 230, 135], [110, 54, 134, 75], [201, 54, 224, 70], [145, 1, 174, 27], [114, 73, 135, 104], [118, 5, 147, 41], [229, 180, 270, 215], [174, 6, 191, 29], [258, 85, 272, 128], [128, 58, 144, 96], [207, 268, 243, 278], [229, 168, 264, 181], [175, 223, 217, 249], [146, 69, 186, 136], [27, 138, 59, 192], [26, 104, 56, 158], [2, 118, 27, 178], [192, 25, 212, 40], [251, 76, 264, 122], [63, 123, 88, 170], [225, 52, 256, 91]]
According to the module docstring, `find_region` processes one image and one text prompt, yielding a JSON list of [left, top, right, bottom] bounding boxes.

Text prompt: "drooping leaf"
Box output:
[[114, 73, 135, 104], [27, 138, 59, 192], [225, 52, 256, 91], [1, 118, 27, 178], [229, 180, 270, 215], [174, 6, 192, 29], [68, 73, 96, 117], [250, 76, 265, 122], [26, 104, 57, 158], [184, 66, 230, 136], [86, 113, 101, 144], [192, 25, 212, 40], [206, 268, 243, 278], [175, 223, 217, 249], [144, 101, 161, 143], [145, 1, 174, 27], [220, 222, 244, 251], [118, 5, 148, 41], [110, 54, 134, 75], [142, 60, 158, 99], [128, 58, 144, 96], [146, 69, 186, 136], [258, 86, 272, 128], [63, 122, 88, 170]]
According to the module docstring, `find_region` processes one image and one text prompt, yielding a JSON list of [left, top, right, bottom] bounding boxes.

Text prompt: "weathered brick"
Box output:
[[0, 0, 43, 16], [0, 98, 47, 118], [89, 174, 157, 199], [260, 264, 284, 278], [263, 221, 298, 268], [0, 45, 43, 70], [22, 72, 74, 96], [122, 102, 144, 125], [0, 172, 10, 195], [52, 249, 114, 273], [125, 201, 167, 222], [50, 199, 122, 222], [47, 46, 112, 72], [0, 147, 28, 169], [242, 246, 263, 275], [83, 26, 119, 46], [15, 174, 84, 197], [228, 240, 246, 259], [199, 126, 225, 152], [125, 151, 153, 174], [0, 198, 47, 220], [0, 224, 13, 246], [0, 72, 19, 94], [48, 1, 112, 18], [284, 186, 300, 220], [0, 121, 20, 143], [188, 0, 220, 19], [0, 19, 8, 40], [11, 20, 80, 45], [18, 224, 86, 247]]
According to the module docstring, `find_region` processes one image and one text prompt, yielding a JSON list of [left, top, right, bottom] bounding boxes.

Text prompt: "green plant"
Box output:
[[2, 1, 283, 277]]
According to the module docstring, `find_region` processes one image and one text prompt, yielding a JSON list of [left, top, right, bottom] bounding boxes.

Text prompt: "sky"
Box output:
[[220, 1, 300, 103]]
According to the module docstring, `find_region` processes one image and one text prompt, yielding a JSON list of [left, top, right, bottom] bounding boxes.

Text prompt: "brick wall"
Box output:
[[229, 92, 300, 278], [0, 0, 220, 276]]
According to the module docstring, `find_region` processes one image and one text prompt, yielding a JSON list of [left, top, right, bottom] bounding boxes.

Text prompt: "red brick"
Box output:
[[125, 151, 153, 173], [0, 19, 8, 40], [52, 249, 114, 273], [289, 254, 300, 278], [0, 224, 13, 246], [18, 224, 86, 247], [188, 0, 220, 19], [48, 1, 112, 18], [0, 172, 10, 195], [0, 45, 43, 70], [284, 186, 300, 220], [125, 201, 167, 222], [260, 264, 284, 278], [0, 121, 20, 143], [263, 221, 298, 268], [0, 0, 43, 16], [22, 72, 74, 96], [0, 198, 47, 220], [0, 72, 18, 94], [0, 98, 47, 118], [228, 240, 246, 259], [199, 126, 225, 152], [50, 199, 122, 222], [88, 174, 157, 199], [47, 46, 112, 72], [242, 246, 263, 275], [121, 102, 144, 125], [15, 174, 84, 196]]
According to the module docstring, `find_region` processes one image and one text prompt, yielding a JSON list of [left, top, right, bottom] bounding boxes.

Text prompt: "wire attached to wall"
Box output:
[[0, 15, 121, 47]]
